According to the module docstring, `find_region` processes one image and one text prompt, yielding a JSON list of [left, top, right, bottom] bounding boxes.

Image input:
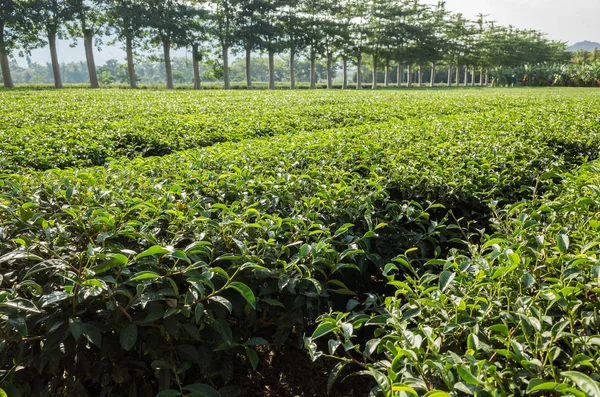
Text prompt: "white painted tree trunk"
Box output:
[[418, 64, 423, 87], [430, 62, 436, 87], [447, 66, 452, 86], [407, 64, 412, 87], [464, 66, 468, 87]]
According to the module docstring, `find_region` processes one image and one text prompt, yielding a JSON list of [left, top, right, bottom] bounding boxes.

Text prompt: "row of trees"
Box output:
[[1, 0, 570, 89]]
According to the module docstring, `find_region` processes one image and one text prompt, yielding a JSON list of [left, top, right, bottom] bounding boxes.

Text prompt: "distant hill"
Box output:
[[568, 41, 600, 52]]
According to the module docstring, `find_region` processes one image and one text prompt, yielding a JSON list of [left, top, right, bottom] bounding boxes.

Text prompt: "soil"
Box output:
[[233, 345, 375, 397]]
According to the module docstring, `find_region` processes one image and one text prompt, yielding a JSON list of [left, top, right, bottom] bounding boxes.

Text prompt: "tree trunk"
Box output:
[[289, 47, 295, 89], [222, 44, 230, 90], [309, 52, 316, 89], [268, 50, 275, 89], [163, 38, 174, 89], [471, 67, 475, 86], [397, 64, 402, 87], [456, 66, 460, 87], [447, 66, 452, 87], [371, 56, 377, 89], [418, 64, 423, 87], [125, 35, 136, 89], [479, 67, 484, 86], [485, 69, 489, 86], [192, 44, 201, 90], [384, 64, 389, 87], [407, 64, 412, 87], [0, 22, 12, 88], [464, 66, 468, 87], [356, 53, 362, 89], [430, 62, 436, 87], [342, 58, 348, 89], [83, 30, 99, 88], [326, 53, 333, 89], [48, 29, 62, 88], [245, 46, 252, 89]]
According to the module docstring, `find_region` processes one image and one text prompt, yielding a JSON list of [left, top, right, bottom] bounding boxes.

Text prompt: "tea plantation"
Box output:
[[1, 88, 600, 397]]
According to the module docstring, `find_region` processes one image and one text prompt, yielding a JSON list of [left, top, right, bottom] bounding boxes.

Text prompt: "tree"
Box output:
[[146, 0, 199, 89], [105, 0, 145, 88], [258, 0, 286, 89], [280, 0, 304, 89], [67, 0, 106, 88], [235, 0, 266, 88], [0, 0, 39, 88], [301, 0, 328, 89], [34, 0, 72, 88], [213, 0, 236, 89], [187, 1, 212, 90]]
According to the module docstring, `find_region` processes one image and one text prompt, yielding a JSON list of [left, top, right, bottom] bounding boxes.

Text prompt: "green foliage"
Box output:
[[1, 88, 600, 396]]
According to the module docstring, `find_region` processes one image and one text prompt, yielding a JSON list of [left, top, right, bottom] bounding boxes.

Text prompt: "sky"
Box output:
[[16, 0, 600, 67], [422, 0, 599, 43]]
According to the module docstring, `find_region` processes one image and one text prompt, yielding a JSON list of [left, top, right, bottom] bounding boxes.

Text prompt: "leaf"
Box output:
[[0, 298, 41, 313], [0, 251, 43, 264], [457, 366, 483, 386], [557, 233, 570, 253], [40, 291, 70, 307], [561, 371, 600, 397], [439, 271, 455, 293], [368, 367, 391, 395], [0, 387, 7, 397], [392, 386, 418, 396], [183, 384, 221, 397], [527, 379, 563, 393], [327, 362, 346, 395], [129, 271, 161, 282], [423, 392, 452, 397], [120, 323, 138, 351], [155, 390, 181, 397], [245, 347, 259, 370], [82, 324, 102, 348], [211, 319, 232, 346], [259, 298, 284, 308], [227, 282, 256, 309], [312, 323, 337, 340], [135, 246, 171, 261], [245, 337, 269, 346], [209, 296, 233, 313], [69, 317, 83, 341]]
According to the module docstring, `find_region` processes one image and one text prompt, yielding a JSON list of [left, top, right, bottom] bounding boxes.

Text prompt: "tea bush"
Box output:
[[307, 161, 600, 396], [1, 88, 599, 172], [1, 89, 600, 396]]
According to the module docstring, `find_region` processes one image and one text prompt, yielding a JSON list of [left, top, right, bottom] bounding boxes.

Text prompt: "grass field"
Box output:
[[1, 88, 600, 396]]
